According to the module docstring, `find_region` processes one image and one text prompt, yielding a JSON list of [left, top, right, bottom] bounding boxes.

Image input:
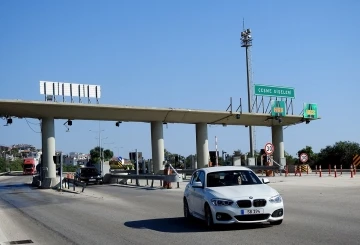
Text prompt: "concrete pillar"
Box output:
[[196, 123, 209, 169], [271, 125, 285, 166], [151, 121, 164, 174], [41, 118, 57, 188]]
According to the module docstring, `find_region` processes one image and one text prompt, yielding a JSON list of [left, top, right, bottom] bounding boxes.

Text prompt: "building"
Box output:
[[63, 152, 90, 166]]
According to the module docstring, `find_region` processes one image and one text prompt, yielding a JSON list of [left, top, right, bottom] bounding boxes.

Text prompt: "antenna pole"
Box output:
[[241, 25, 255, 158]]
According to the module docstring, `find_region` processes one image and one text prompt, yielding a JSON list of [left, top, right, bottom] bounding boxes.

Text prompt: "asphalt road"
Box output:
[[0, 174, 360, 245]]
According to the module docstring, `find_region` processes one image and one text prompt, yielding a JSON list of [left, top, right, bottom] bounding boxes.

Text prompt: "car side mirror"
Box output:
[[262, 178, 270, 184], [192, 181, 203, 188]]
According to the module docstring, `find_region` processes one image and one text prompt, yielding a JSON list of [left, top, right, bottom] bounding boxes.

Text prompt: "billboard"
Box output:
[[39, 81, 101, 103], [129, 152, 143, 161]]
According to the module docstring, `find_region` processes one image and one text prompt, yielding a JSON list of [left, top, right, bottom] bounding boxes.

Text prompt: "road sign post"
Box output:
[[299, 153, 308, 163]]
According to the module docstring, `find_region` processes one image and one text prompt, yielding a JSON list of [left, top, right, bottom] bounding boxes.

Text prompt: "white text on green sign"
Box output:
[[254, 84, 295, 99]]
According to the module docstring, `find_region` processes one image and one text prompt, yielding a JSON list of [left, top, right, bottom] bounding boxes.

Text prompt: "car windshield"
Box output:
[[81, 168, 99, 175], [207, 170, 263, 187]]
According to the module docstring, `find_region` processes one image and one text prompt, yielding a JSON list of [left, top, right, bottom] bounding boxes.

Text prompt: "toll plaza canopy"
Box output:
[[0, 99, 318, 127]]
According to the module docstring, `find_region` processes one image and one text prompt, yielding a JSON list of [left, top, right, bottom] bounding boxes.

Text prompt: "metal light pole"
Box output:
[[215, 136, 219, 166], [90, 122, 106, 175], [135, 148, 139, 186], [241, 28, 255, 158], [113, 146, 123, 157]]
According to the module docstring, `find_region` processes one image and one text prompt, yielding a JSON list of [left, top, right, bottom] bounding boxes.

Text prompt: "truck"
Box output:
[[109, 158, 134, 170], [23, 158, 37, 175]]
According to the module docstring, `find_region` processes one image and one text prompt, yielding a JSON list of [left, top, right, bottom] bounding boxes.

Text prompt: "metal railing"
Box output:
[[110, 172, 183, 188], [62, 177, 86, 192]]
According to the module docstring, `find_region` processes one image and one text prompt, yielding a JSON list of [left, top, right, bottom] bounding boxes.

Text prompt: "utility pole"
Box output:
[[135, 148, 139, 186], [98, 121, 102, 174], [240, 25, 255, 158], [89, 121, 105, 175]]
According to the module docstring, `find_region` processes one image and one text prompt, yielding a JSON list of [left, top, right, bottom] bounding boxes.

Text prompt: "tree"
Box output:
[[316, 141, 360, 168], [284, 152, 296, 165], [0, 157, 23, 172], [185, 154, 196, 168], [90, 146, 114, 163]]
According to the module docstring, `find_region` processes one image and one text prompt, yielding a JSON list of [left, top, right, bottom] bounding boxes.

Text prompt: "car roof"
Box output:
[[197, 166, 251, 174]]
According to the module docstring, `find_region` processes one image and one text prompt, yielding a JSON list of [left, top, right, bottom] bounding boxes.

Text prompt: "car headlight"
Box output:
[[269, 195, 282, 203], [211, 198, 234, 206]]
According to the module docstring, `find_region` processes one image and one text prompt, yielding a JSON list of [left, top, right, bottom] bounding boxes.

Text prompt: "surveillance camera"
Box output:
[[236, 114, 241, 119]]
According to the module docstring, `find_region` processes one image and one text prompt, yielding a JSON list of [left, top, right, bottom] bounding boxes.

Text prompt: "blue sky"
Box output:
[[0, 0, 359, 159]]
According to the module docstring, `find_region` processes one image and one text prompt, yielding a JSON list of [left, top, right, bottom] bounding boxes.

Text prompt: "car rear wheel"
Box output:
[[270, 219, 283, 225], [183, 198, 192, 220], [205, 204, 214, 228]]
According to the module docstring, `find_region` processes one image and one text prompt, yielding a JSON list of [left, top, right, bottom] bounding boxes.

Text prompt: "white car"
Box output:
[[183, 166, 284, 228]]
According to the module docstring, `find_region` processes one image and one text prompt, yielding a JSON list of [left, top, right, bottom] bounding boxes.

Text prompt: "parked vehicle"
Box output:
[[75, 167, 103, 185]]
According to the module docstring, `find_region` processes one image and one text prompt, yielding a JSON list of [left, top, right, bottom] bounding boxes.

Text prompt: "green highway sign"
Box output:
[[303, 103, 318, 119], [254, 84, 295, 99], [270, 100, 287, 117]]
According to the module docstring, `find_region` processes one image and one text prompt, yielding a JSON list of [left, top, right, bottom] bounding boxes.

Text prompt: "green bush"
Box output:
[[0, 158, 23, 172]]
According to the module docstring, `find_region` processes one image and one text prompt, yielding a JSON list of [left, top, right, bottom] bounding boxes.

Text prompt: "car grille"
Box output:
[[234, 214, 270, 222], [253, 199, 267, 207], [236, 200, 252, 208]]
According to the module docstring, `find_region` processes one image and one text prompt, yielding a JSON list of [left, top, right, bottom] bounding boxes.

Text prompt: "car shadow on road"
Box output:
[[106, 184, 163, 191], [124, 217, 268, 233]]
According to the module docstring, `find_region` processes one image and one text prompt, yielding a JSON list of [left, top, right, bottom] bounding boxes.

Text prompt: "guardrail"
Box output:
[[110, 173, 183, 188], [62, 177, 86, 192]]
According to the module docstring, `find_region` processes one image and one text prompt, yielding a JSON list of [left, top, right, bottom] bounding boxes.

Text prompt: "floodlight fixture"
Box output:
[[301, 118, 311, 124], [275, 116, 282, 124], [115, 121, 122, 127], [63, 120, 72, 126]]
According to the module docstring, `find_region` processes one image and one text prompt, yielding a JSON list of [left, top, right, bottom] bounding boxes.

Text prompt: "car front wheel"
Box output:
[[205, 204, 214, 228], [183, 198, 192, 219]]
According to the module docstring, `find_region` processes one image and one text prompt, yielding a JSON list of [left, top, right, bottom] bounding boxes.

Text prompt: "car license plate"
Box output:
[[89, 178, 95, 181], [241, 209, 264, 215]]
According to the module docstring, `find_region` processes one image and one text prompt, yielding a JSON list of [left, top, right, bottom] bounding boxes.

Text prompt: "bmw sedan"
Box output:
[[183, 166, 284, 228]]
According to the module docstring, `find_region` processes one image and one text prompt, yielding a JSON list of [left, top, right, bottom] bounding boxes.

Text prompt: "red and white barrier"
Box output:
[[351, 165, 354, 178], [334, 165, 337, 178], [319, 165, 322, 177]]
